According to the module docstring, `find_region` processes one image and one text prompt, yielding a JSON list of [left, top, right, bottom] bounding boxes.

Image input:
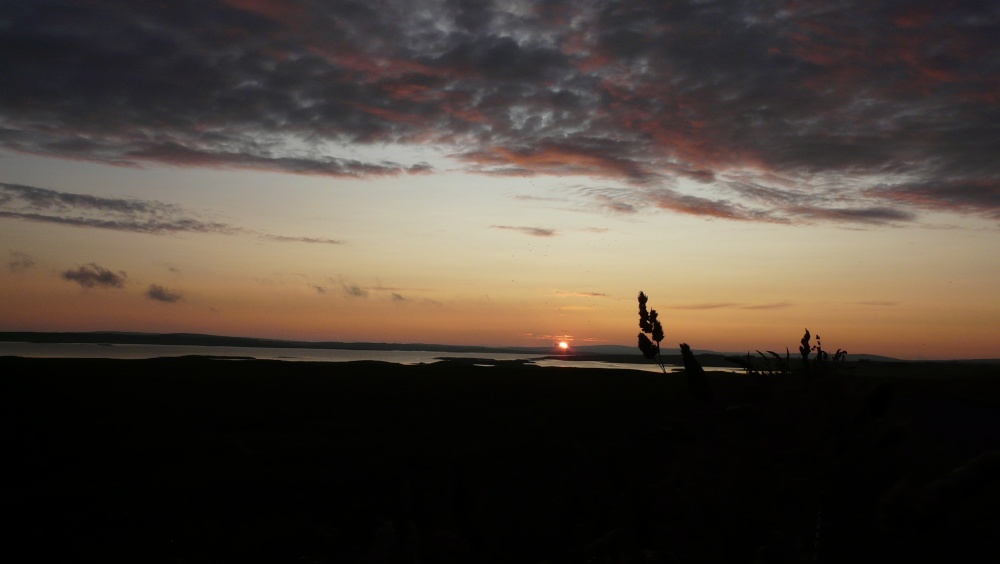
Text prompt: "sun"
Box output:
[[558, 341, 569, 350]]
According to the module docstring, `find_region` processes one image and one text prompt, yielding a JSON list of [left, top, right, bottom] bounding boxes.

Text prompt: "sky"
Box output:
[[1, 0, 999, 360]]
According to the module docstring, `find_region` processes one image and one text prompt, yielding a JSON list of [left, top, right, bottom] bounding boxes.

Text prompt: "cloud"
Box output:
[[673, 302, 742, 310], [322, 278, 434, 301], [1, 1, 998, 223], [673, 301, 793, 310], [784, 205, 917, 224], [147, 284, 183, 303], [552, 290, 609, 298], [0, 182, 343, 242], [867, 180, 1000, 219], [341, 282, 369, 298], [261, 235, 344, 244], [492, 225, 557, 237], [740, 302, 793, 310], [0, 182, 239, 235], [581, 188, 640, 215], [644, 189, 765, 222], [62, 263, 127, 289], [7, 251, 35, 272]]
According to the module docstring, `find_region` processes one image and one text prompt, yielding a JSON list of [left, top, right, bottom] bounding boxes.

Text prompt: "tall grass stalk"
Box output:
[[636, 291, 667, 375]]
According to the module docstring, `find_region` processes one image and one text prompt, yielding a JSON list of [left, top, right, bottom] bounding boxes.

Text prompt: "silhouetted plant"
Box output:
[[797, 330, 849, 376], [680, 343, 713, 404], [725, 353, 758, 375], [814, 333, 826, 366], [726, 348, 791, 376], [637, 291, 667, 374], [729, 329, 841, 377], [771, 349, 792, 376], [800, 329, 812, 374], [757, 349, 791, 376]]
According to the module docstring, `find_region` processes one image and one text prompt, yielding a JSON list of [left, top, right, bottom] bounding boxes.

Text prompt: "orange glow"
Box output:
[[558, 341, 569, 350]]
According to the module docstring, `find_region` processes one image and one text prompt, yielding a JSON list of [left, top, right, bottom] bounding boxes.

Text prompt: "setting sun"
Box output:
[[558, 341, 569, 350]]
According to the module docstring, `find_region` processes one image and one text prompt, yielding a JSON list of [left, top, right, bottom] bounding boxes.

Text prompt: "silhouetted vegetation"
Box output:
[[679, 343, 713, 404], [636, 291, 666, 374], [4, 356, 999, 563], [725, 349, 791, 376], [637, 292, 715, 402], [627, 295, 1000, 562], [724, 330, 847, 378], [800, 327, 812, 368]]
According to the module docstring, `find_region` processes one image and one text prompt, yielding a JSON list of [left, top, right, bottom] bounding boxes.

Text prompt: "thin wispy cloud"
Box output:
[[552, 290, 609, 298], [0, 182, 237, 235], [2, 1, 995, 223], [260, 234, 344, 245], [319, 279, 432, 300], [492, 225, 557, 237], [673, 302, 742, 311], [740, 302, 793, 310], [0, 182, 342, 243], [62, 263, 127, 289], [673, 302, 793, 310], [577, 187, 641, 215], [7, 251, 35, 272], [533, 334, 575, 342]]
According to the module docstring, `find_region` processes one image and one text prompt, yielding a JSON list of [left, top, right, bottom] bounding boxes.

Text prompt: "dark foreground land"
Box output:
[[3, 356, 1000, 563]]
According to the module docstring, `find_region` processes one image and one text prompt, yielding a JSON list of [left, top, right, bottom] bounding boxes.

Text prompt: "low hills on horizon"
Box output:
[[2, 330, 984, 364]]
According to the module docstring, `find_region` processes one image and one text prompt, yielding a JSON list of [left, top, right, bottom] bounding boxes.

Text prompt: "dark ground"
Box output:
[[3, 356, 1000, 563]]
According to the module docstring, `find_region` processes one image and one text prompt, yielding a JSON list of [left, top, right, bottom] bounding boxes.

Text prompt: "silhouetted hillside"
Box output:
[[0, 331, 910, 362]]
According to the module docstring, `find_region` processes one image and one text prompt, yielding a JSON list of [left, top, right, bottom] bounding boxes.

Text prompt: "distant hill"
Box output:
[[570, 343, 901, 363], [0, 331, 548, 355], [0, 330, 909, 363]]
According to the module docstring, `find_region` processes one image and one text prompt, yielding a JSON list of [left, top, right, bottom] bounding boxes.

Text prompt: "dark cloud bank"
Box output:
[[2, 0, 998, 224]]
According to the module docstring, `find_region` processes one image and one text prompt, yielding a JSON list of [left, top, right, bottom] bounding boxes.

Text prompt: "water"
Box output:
[[0, 341, 750, 374], [0, 341, 686, 373]]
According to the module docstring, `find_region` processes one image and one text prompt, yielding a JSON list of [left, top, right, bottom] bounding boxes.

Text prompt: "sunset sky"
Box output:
[[2, 0, 998, 359]]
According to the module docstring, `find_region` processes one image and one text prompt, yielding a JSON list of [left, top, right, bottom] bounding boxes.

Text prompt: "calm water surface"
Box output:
[[0, 342, 744, 374]]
